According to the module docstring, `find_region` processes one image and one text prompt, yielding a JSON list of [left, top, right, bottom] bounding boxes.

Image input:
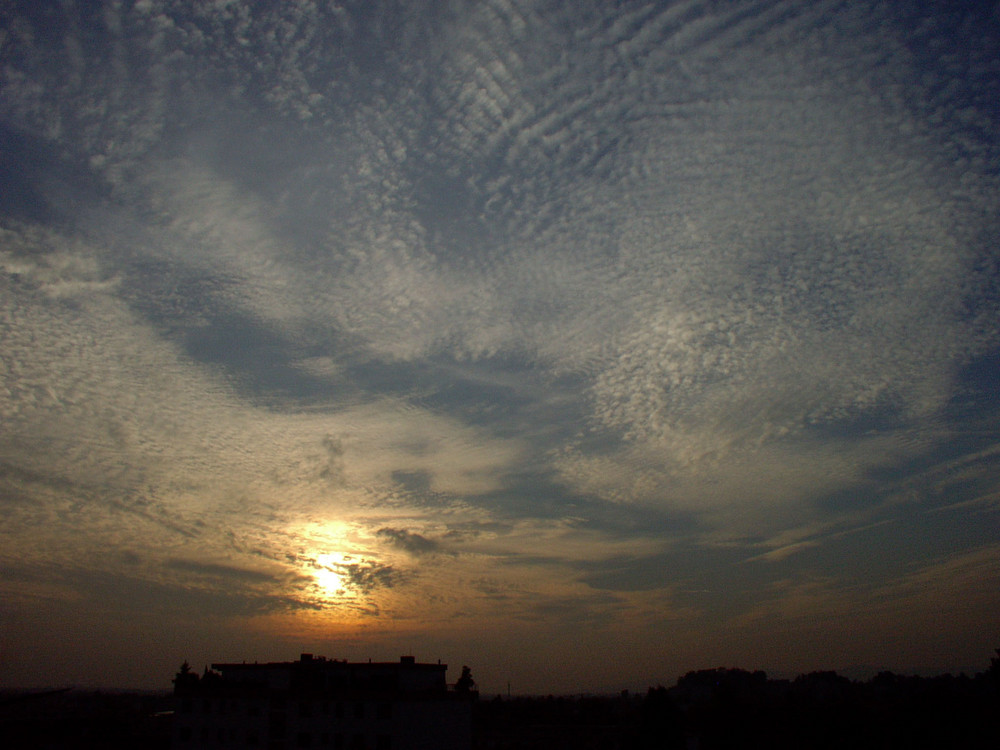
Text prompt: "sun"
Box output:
[[314, 553, 347, 597]]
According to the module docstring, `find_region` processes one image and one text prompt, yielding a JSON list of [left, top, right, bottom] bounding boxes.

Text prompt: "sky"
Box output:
[[1, 0, 999, 695]]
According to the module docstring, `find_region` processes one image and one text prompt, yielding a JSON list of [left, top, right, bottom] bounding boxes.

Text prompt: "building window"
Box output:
[[297, 731, 313, 748], [376, 703, 391, 721], [376, 735, 391, 750]]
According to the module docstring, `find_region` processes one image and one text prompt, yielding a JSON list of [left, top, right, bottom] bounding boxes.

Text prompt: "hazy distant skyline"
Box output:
[[2, 0, 998, 694]]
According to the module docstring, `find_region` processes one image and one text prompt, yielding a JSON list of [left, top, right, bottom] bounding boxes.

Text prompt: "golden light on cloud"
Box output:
[[285, 521, 362, 607], [313, 553, 348, 599], [289, 521, 401, 615]]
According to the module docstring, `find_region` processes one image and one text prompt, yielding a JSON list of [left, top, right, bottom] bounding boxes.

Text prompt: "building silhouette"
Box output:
[[172, 654, 474, 750]]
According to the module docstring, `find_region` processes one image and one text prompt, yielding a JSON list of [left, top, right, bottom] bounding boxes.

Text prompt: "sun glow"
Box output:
[[314, 553, 348, 597]]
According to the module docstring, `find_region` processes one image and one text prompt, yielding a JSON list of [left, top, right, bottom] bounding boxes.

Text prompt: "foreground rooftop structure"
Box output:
[[172, 654, 474, 750]]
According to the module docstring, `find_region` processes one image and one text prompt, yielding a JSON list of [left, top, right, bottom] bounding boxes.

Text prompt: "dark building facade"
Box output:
[[172, 654, 473, 750]]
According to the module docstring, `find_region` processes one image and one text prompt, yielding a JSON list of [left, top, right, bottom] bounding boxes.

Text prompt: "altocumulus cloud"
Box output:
[[377, 527, 441, 556], [1, 0, 999, 692]]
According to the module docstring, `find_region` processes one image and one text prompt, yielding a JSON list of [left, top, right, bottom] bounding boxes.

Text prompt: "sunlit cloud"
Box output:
[[1, 0, 998, 691]]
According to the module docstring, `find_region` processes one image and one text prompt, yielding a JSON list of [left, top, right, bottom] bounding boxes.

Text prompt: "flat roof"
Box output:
[[211, 655, 447, 670]]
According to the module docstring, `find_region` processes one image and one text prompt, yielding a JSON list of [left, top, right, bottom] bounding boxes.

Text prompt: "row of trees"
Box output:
[[474, 650, 1000, 749]]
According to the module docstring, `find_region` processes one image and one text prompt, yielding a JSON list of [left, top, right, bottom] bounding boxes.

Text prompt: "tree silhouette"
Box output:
[[172, 660, 199, 691], [455, 665, 476, 694]]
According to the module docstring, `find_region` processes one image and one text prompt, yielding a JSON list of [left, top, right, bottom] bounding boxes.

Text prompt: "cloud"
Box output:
[[882, 545, 1000, 611], [340, 560, 399, 594], [2, 0, 999, 690], [165, 558, 278, 584], [376, 527, 440, 556], [744, 541, 822, 564], [730, 543, 1000, 634]]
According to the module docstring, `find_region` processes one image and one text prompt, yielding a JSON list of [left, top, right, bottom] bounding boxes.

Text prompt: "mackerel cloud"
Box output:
[[1, 0, 998, 687]]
